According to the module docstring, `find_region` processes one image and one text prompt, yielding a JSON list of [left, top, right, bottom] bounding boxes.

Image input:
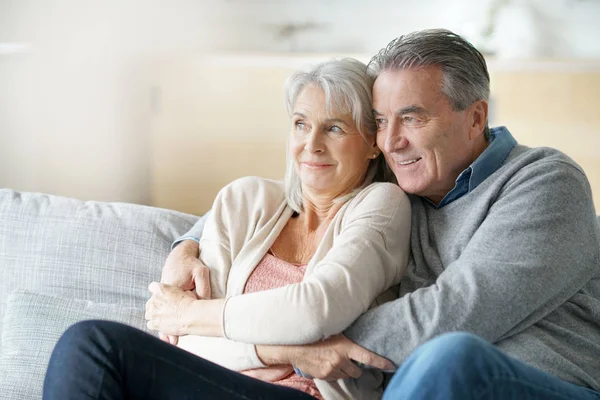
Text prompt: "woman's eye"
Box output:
[[329, 125, 343, 134]]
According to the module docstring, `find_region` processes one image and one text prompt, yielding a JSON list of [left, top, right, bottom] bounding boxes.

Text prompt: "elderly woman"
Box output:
[[43, 58, 411, 400]]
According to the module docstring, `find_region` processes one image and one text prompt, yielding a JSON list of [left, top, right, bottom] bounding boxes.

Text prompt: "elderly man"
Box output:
[[164, 30, 600, 399]]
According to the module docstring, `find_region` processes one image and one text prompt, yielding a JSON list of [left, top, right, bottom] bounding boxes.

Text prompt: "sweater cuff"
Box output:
[[221, 296, 231, 339], [171, 235, 200, 250], [250, 345, 267, 368]]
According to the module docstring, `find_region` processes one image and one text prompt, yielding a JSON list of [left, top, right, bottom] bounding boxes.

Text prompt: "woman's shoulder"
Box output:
[[222, 176, 284, 193], [351, 182, 408, 207], [341, 182, 410, 228], [218, 176, 286, 208]]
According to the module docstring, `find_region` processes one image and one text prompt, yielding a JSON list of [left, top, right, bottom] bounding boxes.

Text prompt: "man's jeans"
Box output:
[[43, 320, 314, 400], [383, 332, 600, 400]]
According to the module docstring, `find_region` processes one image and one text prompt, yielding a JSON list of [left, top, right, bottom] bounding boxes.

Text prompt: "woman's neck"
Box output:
[[299, 197, 343, 232]]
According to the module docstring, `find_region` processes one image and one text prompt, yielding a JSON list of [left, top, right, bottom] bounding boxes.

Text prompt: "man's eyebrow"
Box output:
[[292, 112, 306, 118], [373, 106, 428, 116], [397, 105, 427, 115]]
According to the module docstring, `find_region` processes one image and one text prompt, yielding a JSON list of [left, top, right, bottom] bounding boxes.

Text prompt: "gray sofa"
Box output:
[[1, 188, 599, 399], [0, 189, 199, 399]]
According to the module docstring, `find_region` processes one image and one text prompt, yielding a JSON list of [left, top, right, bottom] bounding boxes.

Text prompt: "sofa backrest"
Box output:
[[0, 189, 199, 342]]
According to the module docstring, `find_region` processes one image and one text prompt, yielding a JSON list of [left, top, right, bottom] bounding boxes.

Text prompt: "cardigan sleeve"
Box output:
[[178, 176, 290, 369], [221, 182, 412, 345], [177, 177, 269, 370], [176, 335, 266, 371]]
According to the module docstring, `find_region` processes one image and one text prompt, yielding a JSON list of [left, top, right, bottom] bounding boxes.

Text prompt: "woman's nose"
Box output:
[[304, 130, 325, 153]]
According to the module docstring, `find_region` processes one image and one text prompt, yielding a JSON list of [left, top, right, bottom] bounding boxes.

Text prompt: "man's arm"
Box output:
[[158, 211, 210, 344], [161, 211, 210, 290], [255, 335, 395, 381], [344, 160, 600, 366], [171, 210, 211, 250]]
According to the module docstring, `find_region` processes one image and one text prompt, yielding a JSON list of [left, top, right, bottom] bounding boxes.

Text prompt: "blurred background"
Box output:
[[1, 0, 599, 215]]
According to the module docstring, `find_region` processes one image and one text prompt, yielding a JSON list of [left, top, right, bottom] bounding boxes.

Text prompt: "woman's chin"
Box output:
[[300, 180, 335, 194]]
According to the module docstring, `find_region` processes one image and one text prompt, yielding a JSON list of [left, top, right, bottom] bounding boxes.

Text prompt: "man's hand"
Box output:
[[160, 240, 211, 297], [256, 334, 395, 381]]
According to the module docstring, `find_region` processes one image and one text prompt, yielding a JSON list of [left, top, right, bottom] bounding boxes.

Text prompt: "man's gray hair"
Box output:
[[283, 58, 393, 213], [368, 29, 491, 140]]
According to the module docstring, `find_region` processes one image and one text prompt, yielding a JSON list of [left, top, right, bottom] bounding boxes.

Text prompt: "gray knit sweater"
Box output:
[[344, 144, 600, 390]]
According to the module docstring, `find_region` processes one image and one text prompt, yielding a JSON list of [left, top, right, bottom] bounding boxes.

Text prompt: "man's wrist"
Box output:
[[177, 239, 200, 258], [255, 345, 290, 366]]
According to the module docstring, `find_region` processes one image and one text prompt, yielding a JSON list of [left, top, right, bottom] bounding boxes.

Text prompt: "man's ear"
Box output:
[[469, 99, 488, 140]]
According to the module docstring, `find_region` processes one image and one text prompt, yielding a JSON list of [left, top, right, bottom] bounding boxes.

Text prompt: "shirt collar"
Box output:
[[425, 126, 517, 208], [468, 126, 517, 192]]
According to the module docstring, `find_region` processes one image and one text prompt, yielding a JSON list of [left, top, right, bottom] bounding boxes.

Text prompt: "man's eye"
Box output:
[[403, 115, 425, 125], [295, 122, 306, 131], [376, 119, 387, 129]]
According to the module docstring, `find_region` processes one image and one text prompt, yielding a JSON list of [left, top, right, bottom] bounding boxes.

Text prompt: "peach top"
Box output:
[[241, 251, 323, 400]]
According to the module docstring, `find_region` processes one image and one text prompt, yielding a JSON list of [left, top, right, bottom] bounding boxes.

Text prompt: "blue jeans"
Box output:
[[383, 332, 600, 400], [43, 320, 315, 400]]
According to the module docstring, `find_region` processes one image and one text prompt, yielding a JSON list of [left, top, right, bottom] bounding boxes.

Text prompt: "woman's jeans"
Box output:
[[44, 321, 600, 400], [43, 320, 314, 400], [383, 332, 600, 400]]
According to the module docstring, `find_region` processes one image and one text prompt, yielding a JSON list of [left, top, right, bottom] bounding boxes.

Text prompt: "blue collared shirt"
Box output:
[[426, 126, 517, 208]]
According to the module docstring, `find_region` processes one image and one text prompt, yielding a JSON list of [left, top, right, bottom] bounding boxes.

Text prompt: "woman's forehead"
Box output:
[[294, 85, 352, 116]]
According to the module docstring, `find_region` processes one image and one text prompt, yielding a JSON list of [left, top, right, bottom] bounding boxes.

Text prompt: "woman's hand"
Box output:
[[158, 242, 212, 344], [146, 282, 197, 336], [146, 282, 225, 338]]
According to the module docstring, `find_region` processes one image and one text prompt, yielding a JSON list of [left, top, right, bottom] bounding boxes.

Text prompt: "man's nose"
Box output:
[[381, 122, 408, 153]]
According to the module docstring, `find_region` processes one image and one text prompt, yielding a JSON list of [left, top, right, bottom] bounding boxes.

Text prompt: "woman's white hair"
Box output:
[[283, 57, 393, 213]]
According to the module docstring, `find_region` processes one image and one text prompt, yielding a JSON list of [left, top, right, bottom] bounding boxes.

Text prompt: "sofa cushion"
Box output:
[[0, 290, 150, 399], [0, 189, 199, 348]]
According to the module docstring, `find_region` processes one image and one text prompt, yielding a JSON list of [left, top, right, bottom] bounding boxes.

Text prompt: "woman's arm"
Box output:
[[221, 183, 411, 345], [148, 177, 286, 371]]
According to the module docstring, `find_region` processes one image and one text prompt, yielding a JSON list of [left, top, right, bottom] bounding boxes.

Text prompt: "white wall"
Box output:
[[1, 0, 599, 204], [209, 0, 600, 58], [0, 0, 224, 203]]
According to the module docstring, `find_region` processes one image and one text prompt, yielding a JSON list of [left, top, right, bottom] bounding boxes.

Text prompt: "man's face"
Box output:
[[373, 67, 483, 203]]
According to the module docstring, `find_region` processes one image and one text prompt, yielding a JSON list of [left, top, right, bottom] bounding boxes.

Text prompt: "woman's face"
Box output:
[[290, 85, 378, 199]]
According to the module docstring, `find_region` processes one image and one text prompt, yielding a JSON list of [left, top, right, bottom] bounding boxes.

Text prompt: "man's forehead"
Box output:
[[373, 67, 446, 107], [374, 67, 443, 89]]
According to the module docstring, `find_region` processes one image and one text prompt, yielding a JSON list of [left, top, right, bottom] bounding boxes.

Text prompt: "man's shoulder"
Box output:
[[505, 145, 585, 176], [473, 144, 594, 214]]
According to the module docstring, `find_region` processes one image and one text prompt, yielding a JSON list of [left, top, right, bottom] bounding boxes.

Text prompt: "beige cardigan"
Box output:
[[178, 176, 411, 399]]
